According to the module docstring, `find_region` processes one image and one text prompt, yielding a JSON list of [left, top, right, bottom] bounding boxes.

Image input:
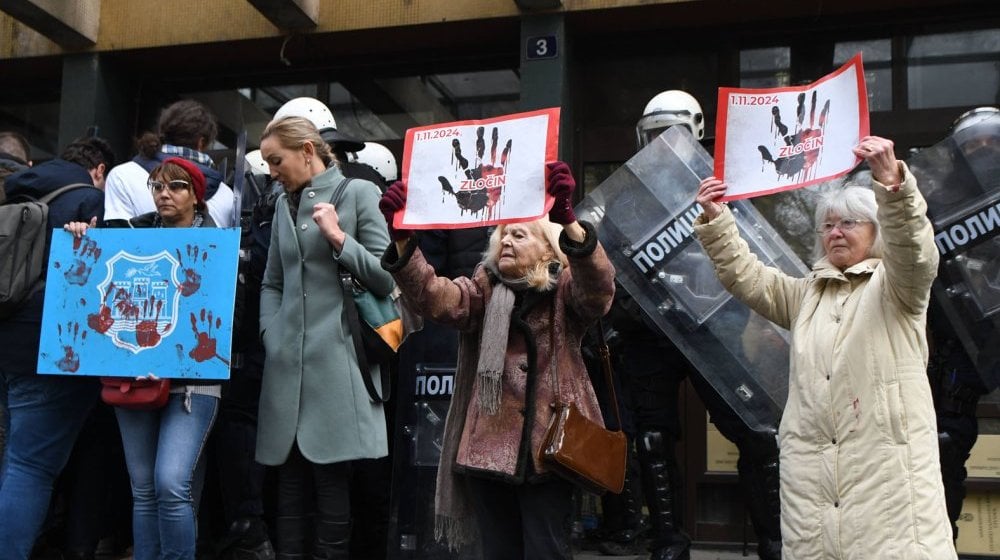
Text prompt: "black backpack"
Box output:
[[0, 183, 96, 319]]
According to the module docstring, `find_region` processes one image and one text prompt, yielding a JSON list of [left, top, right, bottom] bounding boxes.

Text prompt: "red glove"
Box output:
[[379, 181, 411, 241], [546, 161, 577, 225]]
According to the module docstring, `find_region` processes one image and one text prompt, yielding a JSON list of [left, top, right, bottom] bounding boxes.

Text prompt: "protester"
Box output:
[[66, 157, 221, 560], [379, 162, 616, 559], [103, 99, 235, 228], [256, 116, 393, 558], [0, 137, 115, 560], [0, 131, 31, 203], [693, 136, 957, 558]]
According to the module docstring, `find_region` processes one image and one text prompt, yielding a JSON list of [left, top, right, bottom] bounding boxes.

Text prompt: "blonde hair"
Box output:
[[483, 217, 568, 290], [260, 116, 335, 166]]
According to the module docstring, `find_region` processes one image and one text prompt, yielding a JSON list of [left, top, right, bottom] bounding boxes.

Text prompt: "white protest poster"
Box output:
[[399, 107, 560, 229], [714, 53, 870, 201]]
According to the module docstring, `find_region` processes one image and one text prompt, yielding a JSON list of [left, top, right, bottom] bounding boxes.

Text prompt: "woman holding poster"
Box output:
[[693, 136, 957, 559], [65, 157, 222, 560], [255, 116, 394, 558], [379, 162, 615, 559]]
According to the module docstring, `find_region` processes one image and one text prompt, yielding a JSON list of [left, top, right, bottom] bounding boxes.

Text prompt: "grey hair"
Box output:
[[812, 185, 884, 262]]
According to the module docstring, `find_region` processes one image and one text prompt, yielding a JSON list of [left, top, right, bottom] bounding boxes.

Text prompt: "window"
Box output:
[[740, 47, 791, 88], [907, 29, 1000, 109], [834, 39, 892, 112]]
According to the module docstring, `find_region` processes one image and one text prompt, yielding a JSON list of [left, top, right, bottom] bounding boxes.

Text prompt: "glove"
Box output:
[[379, 181, 411, 241], [546, 161, 577, 225]]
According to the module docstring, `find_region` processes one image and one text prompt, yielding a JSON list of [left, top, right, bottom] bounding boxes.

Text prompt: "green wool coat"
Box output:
[[256, 165, 394, 466]]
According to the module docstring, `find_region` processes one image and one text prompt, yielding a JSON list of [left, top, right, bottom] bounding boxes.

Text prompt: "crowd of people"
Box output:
[[0, 89, 993, 560]]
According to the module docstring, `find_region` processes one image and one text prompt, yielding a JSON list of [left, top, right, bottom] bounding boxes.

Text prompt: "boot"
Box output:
[[638, 430, 690, 560], [313, 519, 350, 560], [597, 453, 647, 556], [737, 430, 782, 560], [219, 517, 276, 560]]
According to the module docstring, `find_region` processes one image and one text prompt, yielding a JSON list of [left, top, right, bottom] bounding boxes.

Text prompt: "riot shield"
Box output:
[[575, 126, 809, 433], [387, 323, 480, 560], [908, 112, 1000, 391]]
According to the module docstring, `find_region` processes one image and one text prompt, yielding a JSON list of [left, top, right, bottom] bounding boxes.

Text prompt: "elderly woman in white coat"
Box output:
[[694, 136, 956, 559], [257, 116, 393, 558]]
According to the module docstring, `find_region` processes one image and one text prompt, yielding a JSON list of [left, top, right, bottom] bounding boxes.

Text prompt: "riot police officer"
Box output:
[[596, 90, 782, 560], [923, 106, 999, 541]]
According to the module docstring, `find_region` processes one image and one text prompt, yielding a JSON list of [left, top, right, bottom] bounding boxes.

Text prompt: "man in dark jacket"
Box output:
[[0, 137, 115, 559]]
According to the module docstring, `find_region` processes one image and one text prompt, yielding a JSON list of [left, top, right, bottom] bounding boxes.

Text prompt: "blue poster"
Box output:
[[38, 228, 240, 380]]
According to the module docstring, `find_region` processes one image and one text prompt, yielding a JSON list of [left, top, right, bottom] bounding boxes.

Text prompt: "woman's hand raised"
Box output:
[[853, 136, 901, 188], [696, 177, 728, 221]]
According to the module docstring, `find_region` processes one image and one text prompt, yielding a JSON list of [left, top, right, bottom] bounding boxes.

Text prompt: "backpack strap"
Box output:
[[37, 183, 98, 204]]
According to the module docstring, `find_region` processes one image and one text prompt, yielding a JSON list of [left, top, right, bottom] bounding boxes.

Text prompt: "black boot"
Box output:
[[597, 450, 647, 555], [313, 519, 350, 560], [638, 430, 690, 560], [219, 517, 276, 560], [737, 430, 782, 560]]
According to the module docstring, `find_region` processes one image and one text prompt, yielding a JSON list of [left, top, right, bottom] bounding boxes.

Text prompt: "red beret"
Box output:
[[162, 157, 206, 205]]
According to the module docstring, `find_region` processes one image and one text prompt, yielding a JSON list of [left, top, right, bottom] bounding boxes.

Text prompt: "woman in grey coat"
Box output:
[[257, 116, 394, 558]]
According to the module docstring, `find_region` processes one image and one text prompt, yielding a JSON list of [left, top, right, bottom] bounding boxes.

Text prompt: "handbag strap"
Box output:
[[595, 319, 623, 433], [340, 272, 391, 404], [331, 176, 391, 404], [547, 308, 622, 434]]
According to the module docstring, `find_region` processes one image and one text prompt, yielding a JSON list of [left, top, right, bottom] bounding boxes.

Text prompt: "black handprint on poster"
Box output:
[[399, 108, 560, 230], [714, 54, 869, 201]]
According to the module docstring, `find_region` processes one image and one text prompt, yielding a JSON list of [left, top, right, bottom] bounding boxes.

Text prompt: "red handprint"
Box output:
[[757, 91, 830, 182], [87, 282, 116, 334], [175, 244, 208, 296], [189, 308, 229, 365], [62, 236, 102, 286], [136, 295, 167, 348], [56, 321, 86, 373], [438, 126, 513, 220]]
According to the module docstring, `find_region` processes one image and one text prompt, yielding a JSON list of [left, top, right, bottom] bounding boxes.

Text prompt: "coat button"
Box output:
[[300, 224, 308, 230], [826, 375, 831, 380], [518, 363, 528, 371], [834, 501, 840, 508], [308, 191, 316, 198], [832, 438, 837, 444]]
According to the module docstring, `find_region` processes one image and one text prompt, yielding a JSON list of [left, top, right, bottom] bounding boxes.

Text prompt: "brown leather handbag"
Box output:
[[539, 318, 626, 495]]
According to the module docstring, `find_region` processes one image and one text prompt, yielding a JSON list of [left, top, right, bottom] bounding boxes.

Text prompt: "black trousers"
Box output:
[[465, 475, 575, 560], [276, 444, 352, 554]]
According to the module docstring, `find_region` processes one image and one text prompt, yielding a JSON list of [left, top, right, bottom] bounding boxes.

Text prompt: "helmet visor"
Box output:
[[635, 110, 702, 148]]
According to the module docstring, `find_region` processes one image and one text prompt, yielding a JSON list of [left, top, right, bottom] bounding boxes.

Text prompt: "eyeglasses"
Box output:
[[816, 218, 870, 234], [147, 179, 190, 194]]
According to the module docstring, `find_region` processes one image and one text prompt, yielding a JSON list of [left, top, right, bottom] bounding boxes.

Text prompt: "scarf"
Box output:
[[476, 262, 563, 415]]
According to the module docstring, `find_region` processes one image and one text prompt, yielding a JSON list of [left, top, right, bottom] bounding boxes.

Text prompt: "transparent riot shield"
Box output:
[[908, 112, 1000, 391], [575, 126, 809, 433], [387, 324, 480, 560]]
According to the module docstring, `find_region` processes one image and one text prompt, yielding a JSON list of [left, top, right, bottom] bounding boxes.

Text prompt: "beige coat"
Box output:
[[694, 165, 956, 559]]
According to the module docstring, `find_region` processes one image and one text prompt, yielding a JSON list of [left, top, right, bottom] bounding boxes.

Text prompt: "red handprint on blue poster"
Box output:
[[37, 228, 239, 379]]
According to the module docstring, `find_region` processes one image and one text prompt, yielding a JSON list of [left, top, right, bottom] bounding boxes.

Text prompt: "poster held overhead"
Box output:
[[399, 107, 560, 230], [715, 53, 870, 201]]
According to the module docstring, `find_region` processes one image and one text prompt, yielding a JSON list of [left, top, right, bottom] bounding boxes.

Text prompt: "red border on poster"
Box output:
[[714, 53, 870, 201], [398, 107, 560, 230]]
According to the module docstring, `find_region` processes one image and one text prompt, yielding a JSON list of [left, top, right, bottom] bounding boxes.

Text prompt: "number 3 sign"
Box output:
[[526, 35, 558, 60]]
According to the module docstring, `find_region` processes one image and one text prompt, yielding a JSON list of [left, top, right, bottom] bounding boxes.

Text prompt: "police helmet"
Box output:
[[349, 142, 398, 183], [273, 97, 365, 153], [636, 90, 705, 149]]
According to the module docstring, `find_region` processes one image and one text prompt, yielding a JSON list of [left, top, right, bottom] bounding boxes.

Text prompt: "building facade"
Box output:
[[2, 0, 998, 553]]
